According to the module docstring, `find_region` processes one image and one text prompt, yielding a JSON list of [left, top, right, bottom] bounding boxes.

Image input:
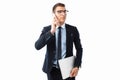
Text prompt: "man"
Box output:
[[35, 3, 83, 80]]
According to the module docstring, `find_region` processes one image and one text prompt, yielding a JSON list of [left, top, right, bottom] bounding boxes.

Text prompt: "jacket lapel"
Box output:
[[65, 24, 71, 57]]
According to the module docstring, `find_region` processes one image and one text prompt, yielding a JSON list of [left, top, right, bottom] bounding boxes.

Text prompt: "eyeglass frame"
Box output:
[[55, 10, 69, 14]]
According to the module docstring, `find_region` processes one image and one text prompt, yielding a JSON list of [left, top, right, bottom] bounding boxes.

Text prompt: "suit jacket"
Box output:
[[35, 24, 83, 73]]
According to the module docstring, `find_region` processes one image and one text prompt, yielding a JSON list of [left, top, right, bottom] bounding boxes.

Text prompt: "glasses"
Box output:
[[56, 10, 69, 14]]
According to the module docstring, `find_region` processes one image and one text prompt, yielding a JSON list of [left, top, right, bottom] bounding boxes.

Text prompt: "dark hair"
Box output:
[[52, 3, 65, 13]]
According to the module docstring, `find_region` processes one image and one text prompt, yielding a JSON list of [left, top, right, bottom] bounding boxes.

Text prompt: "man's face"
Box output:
[[54, 6, 67, 24]]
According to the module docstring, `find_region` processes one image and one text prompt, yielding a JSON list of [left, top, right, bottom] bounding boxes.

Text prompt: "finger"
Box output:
[[73, 72, 77, 77], [73, 71, 78, 77], [72, 70, 78, 77], [70, 70, 75, 77], [70, 71, 73, 77]]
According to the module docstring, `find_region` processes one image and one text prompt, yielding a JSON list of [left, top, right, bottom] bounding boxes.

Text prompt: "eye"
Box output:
[[57, 11, 62, 13], [56, 10, 69, 14]]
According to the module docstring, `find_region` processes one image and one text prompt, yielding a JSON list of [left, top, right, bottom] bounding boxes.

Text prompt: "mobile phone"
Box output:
[[54, 14, 59, 21], [54, 14, 60, 26]]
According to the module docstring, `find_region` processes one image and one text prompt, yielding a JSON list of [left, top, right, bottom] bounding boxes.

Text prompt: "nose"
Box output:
[[61, 13, 65, 16], [60, 12, 66, 16]]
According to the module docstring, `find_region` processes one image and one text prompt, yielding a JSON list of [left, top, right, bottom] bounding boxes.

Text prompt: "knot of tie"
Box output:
[[58, 26, 61, 29]]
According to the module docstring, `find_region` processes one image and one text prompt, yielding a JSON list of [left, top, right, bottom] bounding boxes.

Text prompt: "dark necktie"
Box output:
[[57, 27, 61, 60]]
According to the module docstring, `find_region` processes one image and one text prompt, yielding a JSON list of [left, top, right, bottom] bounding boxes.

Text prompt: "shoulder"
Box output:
[[41, 25, 51, 32], [43, 25, 51, 29], [65, 23, 80, 35], [65, 23, 75, 27], [65, 23, 78, 31]]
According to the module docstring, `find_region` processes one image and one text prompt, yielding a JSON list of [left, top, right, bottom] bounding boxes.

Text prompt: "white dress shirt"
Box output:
[[53, 23, 66, 65]]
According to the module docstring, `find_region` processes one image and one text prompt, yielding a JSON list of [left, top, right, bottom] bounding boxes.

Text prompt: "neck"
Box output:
[[59, 22, 64, 26]]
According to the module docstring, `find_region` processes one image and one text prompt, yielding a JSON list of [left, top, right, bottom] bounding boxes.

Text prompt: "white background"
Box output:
[[0, 0, 120, 80]]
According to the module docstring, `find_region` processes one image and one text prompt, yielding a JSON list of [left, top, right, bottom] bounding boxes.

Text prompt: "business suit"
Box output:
[[35, 24, 83, 79]]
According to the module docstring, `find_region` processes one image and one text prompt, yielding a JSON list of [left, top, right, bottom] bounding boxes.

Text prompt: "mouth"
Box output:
[[60, 16, 66, 19]]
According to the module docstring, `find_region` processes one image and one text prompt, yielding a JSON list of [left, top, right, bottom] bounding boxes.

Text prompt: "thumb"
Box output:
[[70, 69, 74, 77]]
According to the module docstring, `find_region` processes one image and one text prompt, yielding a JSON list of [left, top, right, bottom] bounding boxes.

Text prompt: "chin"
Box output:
[[60, 20, 65, 23]]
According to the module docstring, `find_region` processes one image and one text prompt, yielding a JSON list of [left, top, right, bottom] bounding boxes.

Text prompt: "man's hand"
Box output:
[[50, 14, 60, 35], [70, 67, 79, 77]]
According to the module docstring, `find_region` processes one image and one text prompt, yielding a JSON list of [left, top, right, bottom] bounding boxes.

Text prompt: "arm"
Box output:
[[73, 27, 83, 68], [35, 27, 54, 50], [35, 14, 60, 50], [70, 27, 83, 77]]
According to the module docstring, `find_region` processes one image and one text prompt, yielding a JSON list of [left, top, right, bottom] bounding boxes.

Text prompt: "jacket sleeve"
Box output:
[[35, 27, 54, 50], [73, 27, 83, 68]]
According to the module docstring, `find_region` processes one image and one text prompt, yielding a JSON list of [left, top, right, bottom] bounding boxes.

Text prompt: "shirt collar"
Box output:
[[56, 23, 65, 29]]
